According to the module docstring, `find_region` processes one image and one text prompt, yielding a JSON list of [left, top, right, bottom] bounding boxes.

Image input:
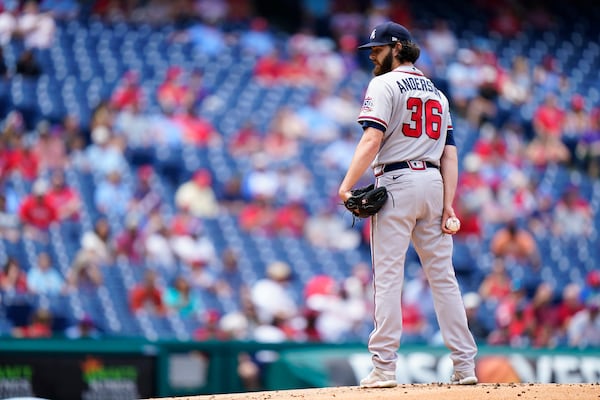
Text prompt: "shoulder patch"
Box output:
[[361, 97, 374, 112]]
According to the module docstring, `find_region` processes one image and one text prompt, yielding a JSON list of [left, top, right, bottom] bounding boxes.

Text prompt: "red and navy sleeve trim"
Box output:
[[360, 120, 386, 132]]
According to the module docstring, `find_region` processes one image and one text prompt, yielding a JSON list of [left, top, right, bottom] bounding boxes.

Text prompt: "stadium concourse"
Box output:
[[0, 0, 599, 356]]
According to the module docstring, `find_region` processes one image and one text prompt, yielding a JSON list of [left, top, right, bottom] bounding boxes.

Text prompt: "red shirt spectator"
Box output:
[[157, 66, 187, 111], [254, 50, 284, 84], [129, 270, 165, 316], [229, 121, 262, 157], [12, 309, 53, 338], [489, 7, 522, 37], [556, 283, 585, 332], [273, 201, 308, 237], [478, 258, 512, 302], [172, 109, 219, 146], [45, 170, 82, 221], [533, 93, 565, 139], [111, 70, 144, 111], [7, 137, 39, 181], [238, 199, 275, 235], [18, 180, 59, 230]]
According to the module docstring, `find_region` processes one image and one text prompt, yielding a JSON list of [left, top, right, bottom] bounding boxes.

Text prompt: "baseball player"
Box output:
[[338, 21, 478, 388]]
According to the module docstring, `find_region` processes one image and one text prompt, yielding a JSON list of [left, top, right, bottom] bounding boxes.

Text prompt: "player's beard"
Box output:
[[373, 51, 394, 76]]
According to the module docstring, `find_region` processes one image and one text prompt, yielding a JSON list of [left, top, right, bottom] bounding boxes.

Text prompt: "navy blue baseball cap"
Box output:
[[358, 21, 412, 49]]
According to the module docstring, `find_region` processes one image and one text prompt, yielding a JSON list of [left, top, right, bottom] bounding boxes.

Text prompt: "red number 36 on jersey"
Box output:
[[402, 98, 443, 140]]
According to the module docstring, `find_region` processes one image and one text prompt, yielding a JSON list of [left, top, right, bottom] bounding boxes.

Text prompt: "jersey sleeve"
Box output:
[[357, 77, 392, 133], [444, 105, 456, 146]]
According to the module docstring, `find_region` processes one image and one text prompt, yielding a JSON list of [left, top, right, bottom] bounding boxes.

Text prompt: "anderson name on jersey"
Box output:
[[357, 65, 454, 168], [396, 76, 441, 97]]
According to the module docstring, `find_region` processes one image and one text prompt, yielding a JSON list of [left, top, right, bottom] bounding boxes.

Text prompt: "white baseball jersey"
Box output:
[[357, 65, 452, 167]]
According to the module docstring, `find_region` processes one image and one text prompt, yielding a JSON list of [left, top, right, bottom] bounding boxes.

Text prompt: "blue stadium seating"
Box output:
[[1, 10, 599, 341]]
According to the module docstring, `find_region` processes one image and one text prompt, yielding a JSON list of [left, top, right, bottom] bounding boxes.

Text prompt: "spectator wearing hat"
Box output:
[[250, 261, 298, 326], [174, 168, 219, 219]]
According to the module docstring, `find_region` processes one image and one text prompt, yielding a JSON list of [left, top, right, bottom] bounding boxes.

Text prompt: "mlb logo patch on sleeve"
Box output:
[[362, 97, 374, 112]]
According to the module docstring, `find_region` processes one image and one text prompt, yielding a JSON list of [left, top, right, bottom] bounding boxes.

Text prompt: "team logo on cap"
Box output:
[[370, 29, 376, 40]]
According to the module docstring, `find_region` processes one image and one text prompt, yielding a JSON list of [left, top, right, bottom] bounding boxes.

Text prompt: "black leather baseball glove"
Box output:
[[344, 184, 388, 219]]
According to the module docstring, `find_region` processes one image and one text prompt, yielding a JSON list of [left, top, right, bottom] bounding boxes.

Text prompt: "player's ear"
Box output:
[[393, 42, 402, 57]]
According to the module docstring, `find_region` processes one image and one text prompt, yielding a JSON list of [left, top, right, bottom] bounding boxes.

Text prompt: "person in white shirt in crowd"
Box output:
[[16, 0, 56, 50], [250, 261, 299, 326]]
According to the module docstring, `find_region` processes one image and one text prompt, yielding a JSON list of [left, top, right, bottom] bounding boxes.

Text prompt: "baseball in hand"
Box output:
[[445, 217, 461, 233]]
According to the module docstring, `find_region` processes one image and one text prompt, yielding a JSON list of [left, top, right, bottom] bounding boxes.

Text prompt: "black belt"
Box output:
[[383, 161, 439, 173]]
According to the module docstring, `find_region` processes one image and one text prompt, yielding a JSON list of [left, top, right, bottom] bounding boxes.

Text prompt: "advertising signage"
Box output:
[[0, 354, 155, 400]]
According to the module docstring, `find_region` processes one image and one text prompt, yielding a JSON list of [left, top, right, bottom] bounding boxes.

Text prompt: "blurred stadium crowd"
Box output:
[[0, 0, 599, 351]]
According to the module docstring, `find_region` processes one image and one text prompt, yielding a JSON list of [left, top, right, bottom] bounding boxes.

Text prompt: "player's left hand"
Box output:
[[343, 184, 388, 219], [441, 207, 459, 235]]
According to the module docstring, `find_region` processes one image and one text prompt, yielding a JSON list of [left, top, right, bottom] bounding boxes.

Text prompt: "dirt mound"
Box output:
[[146, 382, 600, 400]]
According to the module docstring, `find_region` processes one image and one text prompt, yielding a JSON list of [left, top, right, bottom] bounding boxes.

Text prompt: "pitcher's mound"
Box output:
[[146, 382, 600, 400]]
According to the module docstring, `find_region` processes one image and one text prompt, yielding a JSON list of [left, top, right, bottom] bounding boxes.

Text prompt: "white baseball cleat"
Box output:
[[360, 368, 397, 388], [450, 371, 478, 385]]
